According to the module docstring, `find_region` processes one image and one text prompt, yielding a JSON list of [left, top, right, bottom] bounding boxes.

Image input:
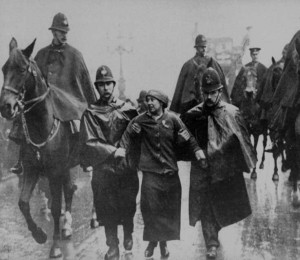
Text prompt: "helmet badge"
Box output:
[[101, 68, 107, 76], [205, 74, 213, 84]]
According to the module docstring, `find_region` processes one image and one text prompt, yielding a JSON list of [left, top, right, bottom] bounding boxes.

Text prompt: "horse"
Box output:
[[231, 66, 268, 180], [0, 38, 78, 258], [257, 57, 289, 180], [269, 32, 300, 206]]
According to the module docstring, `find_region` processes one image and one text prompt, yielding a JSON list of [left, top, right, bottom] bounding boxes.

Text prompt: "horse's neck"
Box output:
[[241, 98, 257, 115], [25, 73, 54, 143]]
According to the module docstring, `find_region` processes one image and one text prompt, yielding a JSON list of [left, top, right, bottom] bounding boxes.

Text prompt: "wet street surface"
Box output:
[[0, 138, 300, 260]]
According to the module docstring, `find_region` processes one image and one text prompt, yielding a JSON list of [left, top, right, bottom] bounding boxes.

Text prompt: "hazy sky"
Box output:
[[1, 0, 300, 99]]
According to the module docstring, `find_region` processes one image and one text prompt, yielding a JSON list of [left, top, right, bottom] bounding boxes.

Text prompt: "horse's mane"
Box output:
[[271, 30, 300, 108]]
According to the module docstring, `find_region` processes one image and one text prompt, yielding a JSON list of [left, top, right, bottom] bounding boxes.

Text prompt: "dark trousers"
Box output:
[[105, 219, 134, 246], [200, 196, 221, 249], [92, 166, 139, 246]]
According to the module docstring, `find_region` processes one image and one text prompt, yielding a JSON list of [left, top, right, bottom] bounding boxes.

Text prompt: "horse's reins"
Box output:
[[4, 60, 60, 159]]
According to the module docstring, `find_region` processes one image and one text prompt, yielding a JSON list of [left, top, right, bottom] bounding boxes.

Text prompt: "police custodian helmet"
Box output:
[[201, 68, 223, 92], [94, 65, 116, 86], [49, 13, 70, 33], [194, 34, 207, 47]]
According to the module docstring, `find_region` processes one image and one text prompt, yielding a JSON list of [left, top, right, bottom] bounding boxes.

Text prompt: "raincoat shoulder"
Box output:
[[34, 43, 96, 122]]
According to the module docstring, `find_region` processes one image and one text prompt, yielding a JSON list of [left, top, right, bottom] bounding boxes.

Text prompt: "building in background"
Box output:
[[205, 27, 251, 95]]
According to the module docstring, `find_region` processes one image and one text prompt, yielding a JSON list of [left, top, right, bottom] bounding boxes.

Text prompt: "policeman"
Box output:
[[170, 34, 230, 114], [182, 68, 256, 259], [80, 66, 139, 260], [136, 90, 148, 114], [10, 13, 96, 174], [246, 47, 267, 88]]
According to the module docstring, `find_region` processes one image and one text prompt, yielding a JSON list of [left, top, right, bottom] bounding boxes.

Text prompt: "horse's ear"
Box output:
[[207, 57, 213, 68], [272, 56, 276, 65], [295, 38, 300, 56], [9, 37, 18, 53], [22, 38, 36, 58]]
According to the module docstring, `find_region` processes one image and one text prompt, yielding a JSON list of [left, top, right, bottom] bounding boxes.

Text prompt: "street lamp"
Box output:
[[107, 25, 133, 101]]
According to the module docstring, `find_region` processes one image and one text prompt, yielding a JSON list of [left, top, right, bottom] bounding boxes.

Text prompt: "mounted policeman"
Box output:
[[170, 34, 230, 115], [10, 12, 97, 174]]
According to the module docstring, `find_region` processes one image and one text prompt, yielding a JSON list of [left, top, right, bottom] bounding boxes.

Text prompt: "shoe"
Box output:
[[104, 245, 119, 260], [144, 241, 157, 258], [159, 241, 170, 258], [123, 234, 133, 251], [83, 166, 93, 172], [265, 143, 278, 153], [206, 246, 217, 259], [90, 218, 99, 229]]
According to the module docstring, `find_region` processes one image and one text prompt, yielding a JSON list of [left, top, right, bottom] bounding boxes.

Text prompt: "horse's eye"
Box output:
[[19, 68, 26, 73]]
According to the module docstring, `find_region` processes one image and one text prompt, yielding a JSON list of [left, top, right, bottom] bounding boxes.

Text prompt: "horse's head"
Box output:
[[193, 58, 213, 102], [270, 57, 283, 91], [242, 66, 257, 99], [295, 38, 300, 75], [0, 38, 37, 119]]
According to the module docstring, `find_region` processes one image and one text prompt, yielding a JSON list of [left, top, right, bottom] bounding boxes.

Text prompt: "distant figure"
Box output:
[[231, 47, 267, 108], [170, 34, 230, 114], [136, 90, 148, 114]]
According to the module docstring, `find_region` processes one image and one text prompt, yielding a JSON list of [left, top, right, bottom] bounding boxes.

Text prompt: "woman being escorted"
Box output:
[[120, 90, 205, 258]]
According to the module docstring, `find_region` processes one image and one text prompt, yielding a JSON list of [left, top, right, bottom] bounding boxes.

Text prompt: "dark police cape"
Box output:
[[79, 99, 139, 169], [182, 101, 256, 227], [79, 98, 139, 226], [35, 43, 96, 122], [170, 55, 230, 114]]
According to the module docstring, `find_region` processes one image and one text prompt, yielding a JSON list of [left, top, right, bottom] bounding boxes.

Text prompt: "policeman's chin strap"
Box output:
[[206, 90, 222, 109], [213, 91, 222, 106]]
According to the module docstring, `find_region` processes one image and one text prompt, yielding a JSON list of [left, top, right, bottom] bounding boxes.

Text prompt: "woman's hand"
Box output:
[[132, 123, 141, 134], [114, 148, 126, 158]]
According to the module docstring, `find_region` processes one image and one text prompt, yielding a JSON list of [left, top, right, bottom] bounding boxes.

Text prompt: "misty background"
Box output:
[[1, 0, 300, 101]]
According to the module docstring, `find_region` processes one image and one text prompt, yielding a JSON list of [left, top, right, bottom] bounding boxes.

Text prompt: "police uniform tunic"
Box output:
[[121, 111, 199, 241]]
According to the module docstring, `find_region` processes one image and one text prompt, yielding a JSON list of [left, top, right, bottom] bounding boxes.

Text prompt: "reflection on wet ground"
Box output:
[[1, 140, 300, 259]]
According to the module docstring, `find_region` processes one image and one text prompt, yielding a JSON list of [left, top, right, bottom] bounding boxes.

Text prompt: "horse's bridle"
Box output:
[[3, 59, 50, 114], [3, 59, 59, 158]]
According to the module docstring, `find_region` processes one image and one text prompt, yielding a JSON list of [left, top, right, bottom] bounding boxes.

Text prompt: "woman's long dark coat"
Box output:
[[120, 111, 200, 241]]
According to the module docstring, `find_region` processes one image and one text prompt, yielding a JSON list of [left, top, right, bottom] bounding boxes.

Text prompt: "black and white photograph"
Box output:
[[0, 0, 300, 259]]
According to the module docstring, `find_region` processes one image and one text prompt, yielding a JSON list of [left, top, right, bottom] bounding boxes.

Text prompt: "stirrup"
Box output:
[[10, 162, 23, 174]]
